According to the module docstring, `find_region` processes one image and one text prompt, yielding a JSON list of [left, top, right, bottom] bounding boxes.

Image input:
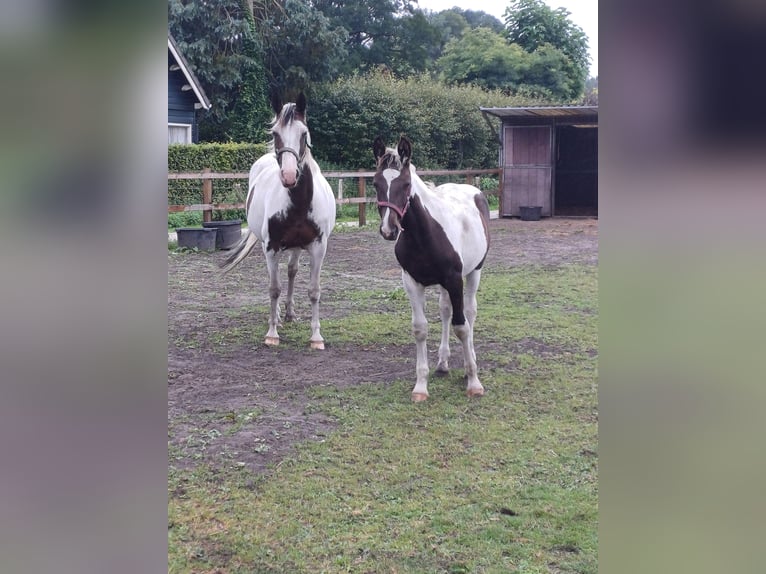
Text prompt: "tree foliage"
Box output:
[[503, 0, 589, 98], [307, 0, 450, 76], [168, 0, 271, 142], [436, 28, 576, 101], [254, 0, 348, 97], [167, 0, 591, 145]]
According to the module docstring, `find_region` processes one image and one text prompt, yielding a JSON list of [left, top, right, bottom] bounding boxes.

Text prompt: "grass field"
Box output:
[[168, 239, 598, 573]]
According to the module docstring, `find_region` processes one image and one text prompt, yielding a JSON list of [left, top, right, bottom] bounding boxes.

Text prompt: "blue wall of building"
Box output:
[[168, 50, 200, 140]]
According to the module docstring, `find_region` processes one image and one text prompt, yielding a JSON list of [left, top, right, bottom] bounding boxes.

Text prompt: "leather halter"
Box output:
[[275, 144, 307, 165], [376, 173, 411, 219], [377, 195, 410, 219], [275, 142, 311, 187]]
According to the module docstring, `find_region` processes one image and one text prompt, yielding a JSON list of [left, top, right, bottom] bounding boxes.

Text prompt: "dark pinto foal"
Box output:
[[373, 136, 490, 401]]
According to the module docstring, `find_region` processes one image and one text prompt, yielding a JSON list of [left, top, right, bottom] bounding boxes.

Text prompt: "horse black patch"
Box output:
[[265, 166, 320, 252], [394, 196, 467, 325]]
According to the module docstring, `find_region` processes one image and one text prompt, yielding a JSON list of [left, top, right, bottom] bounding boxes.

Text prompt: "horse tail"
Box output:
[[219, 231, 259, 273]]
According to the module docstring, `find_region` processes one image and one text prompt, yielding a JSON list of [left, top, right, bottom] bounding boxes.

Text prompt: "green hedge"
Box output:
[[168, 142, 268, 211], [309, 73, 547, 169]]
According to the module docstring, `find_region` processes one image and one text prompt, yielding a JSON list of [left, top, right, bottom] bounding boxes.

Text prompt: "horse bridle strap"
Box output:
[[275, 145, 306, 164], [377, 198, 410, 219], [376, 164, 411, 220]]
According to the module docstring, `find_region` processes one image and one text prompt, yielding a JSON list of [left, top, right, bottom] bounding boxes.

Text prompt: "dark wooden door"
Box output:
[[501, 126, 553, 216]]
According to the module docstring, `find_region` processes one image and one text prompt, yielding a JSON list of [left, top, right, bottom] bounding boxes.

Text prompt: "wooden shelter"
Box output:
[[480, 106, 598, 217]]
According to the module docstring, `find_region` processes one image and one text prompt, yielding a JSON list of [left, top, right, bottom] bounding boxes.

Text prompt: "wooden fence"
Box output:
[[168, 167, 501, 226]]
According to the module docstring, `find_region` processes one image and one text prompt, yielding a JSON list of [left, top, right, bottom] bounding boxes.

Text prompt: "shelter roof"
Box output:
[[480, 105, 597, 121], [168, 33, 211, 111]]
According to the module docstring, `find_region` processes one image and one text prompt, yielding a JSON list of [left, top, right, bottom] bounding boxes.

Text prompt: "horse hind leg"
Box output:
[[284, 249, 300, 322], [457, 269, 483, 397], [435, 286, 452, 376]]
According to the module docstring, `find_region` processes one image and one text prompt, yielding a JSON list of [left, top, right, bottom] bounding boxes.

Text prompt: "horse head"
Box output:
[[271, 92, 311, 189], [372, 135, 413, 241]]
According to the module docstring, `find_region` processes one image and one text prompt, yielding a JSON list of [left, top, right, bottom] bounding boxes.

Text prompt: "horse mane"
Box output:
[[378, 148, 436, 190], [378, 148, 403, 171], [267, 102, 312, 154], [271, 102, 297, 129]]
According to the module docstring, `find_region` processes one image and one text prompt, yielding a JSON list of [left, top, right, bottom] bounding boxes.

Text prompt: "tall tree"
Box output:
[[503, 0, 589, 98], [310, 0, 418, 74], [436, 27, 575, 100], [255, 0, 348, 97], [422, 8, 504, 67], [168, 0, 271, 142], [437, 28, 526, 92], [451, 8, 504, 33]]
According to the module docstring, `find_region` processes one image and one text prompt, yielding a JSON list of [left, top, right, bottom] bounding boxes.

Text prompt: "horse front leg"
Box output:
[[264, 249, 282, 346], [403, 272, 429, 401], [454, 269, 483, 397], [435, 286, 452, 376], [306, 241, 327, 350], [284, 249, 300, 322]]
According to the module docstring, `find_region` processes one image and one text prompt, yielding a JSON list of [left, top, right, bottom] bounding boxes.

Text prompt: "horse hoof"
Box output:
[[264, 336, 280, 346], [466, 387, 485, 398], [434, 366, 449, 377], [411, 392, 429, 402], [310, 340, 325, 350]]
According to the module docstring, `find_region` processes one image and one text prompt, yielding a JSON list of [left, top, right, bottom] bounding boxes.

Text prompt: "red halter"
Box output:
[[377, 187, 411, 219]]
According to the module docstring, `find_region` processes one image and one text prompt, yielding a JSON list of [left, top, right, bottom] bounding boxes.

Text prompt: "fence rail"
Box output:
[[168, 167, 501, 226]]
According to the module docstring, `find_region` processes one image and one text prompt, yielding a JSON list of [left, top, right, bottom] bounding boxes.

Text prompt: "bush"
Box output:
[[309, 72, 546, 170], [168, 142, 268, 207], [479, 176, 499, 192], [168, 211, 203, 229]]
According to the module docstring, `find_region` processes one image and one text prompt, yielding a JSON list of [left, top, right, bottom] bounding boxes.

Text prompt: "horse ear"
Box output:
[[373, 136, 386, 161], [270, 91, 282, 115], [296, 92, 307, 119], [397, 136, 412, 164]]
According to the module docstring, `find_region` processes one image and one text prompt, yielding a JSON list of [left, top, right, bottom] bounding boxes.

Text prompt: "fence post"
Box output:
[[465, 174, 472, 185], [338, 178, 344, 200], [357, 172, 366, 227], [202, 168, 213, 223]]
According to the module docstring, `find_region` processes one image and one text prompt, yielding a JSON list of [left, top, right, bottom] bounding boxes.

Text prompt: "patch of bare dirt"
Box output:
[[168, 217, 598, 473]]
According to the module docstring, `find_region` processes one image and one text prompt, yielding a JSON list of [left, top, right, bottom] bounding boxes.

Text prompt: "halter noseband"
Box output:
[[275, 144, 308, 165], [377, 195, 410, 219]]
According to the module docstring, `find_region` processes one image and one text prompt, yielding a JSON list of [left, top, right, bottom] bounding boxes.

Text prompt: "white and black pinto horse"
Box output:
[[222, 93, 336, 349], [373, 136, 490, 401]]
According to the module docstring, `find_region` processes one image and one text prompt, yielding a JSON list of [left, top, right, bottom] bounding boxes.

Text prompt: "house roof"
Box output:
[[168, 33, 211, 110], [480, 105, 597, 121]]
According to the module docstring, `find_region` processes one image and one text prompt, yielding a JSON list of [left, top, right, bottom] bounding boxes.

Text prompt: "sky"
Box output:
[[413, 0, 598, 77]]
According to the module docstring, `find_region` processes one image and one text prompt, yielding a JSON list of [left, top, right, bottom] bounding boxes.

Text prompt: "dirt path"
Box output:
[[168, 218, 598, 474]]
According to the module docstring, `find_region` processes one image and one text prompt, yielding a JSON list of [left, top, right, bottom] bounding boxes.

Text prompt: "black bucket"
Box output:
[[519, 206, 542, 221], [176, 227, 217, 251], [202, 220, 242, 250]]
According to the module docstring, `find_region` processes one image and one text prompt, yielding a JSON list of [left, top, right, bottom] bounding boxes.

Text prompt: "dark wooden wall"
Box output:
[[499, 115, 597, 217], [168, 50, 199, 140]]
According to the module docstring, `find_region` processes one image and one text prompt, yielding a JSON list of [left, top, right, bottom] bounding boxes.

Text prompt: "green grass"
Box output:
[[169, 262, 597, 573]]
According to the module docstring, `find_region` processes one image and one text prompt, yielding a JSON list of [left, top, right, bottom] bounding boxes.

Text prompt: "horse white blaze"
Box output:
[[280, 151, 298, 188], [379, 168, 400, 238]]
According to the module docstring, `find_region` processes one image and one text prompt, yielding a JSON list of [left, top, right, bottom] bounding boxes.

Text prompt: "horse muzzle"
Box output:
[[379, 224, 399, 241], [280, 170, 298, 188]]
